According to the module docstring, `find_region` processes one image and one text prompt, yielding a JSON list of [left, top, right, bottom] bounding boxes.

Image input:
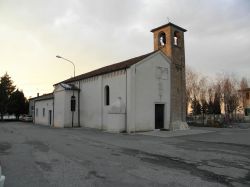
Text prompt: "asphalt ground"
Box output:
[[0, 122, 250, 187]]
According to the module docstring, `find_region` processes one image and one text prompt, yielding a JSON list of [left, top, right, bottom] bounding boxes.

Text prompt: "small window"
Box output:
[[36, 108, 38, 117], [158, 32, 166, 47], [43, 108, 45, 117], [105, 85, 110, 105], [246, 92, 249, 100]]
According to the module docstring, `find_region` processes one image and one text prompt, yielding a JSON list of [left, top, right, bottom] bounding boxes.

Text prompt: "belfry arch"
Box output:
[[158, 32, 166, 47]]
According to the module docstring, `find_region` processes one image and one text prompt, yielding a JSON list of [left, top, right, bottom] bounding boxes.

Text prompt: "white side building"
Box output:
[[31, 93, 54, 126]]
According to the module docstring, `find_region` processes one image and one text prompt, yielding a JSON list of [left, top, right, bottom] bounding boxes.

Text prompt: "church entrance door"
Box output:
[[155, 104, 164, 129]]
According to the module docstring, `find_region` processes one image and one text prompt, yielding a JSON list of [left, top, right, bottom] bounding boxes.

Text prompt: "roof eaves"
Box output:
[[151, 22, 187, 32], [54, 51, 156, 85], [30, 93, 54, 101]]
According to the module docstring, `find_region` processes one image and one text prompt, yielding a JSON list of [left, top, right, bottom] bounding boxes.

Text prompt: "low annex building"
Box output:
[[30, 22, 189, 132]]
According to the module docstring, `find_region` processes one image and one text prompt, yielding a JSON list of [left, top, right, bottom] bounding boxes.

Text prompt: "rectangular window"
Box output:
[[43, 108, 45, 117], [36, 108, 38, 117]]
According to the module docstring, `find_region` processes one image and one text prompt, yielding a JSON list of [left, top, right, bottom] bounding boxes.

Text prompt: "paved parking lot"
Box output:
[[0, 122, 250, 187]]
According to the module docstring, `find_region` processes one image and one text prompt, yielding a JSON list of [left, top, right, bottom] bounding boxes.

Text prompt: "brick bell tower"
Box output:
[[151, 22, 188, 130]]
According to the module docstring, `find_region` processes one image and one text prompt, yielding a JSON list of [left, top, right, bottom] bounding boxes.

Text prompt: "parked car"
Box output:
[[0, 166, 5, 187], [20, 115, 33, 122]]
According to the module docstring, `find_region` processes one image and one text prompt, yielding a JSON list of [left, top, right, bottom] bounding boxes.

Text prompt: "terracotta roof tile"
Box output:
[[30, 93, 53, 101], [151, 22, 187, 32], [55, 51, 156, 85]]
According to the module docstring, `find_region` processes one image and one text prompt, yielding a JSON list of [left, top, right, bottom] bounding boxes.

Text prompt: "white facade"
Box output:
[[32, 51, 173, 132], [79, 69, 127, 132], [34, 98, 53, 126], [127, 53, 171, 132], [54, 84, 79, 128], [71, 52, 171, 132]]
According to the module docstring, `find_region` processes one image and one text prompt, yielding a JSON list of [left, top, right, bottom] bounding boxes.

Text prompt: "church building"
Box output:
[[30, 22, 189, 132]]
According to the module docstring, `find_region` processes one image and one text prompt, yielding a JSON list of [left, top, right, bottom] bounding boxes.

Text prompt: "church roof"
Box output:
[[60, 83, 80, 91], [30, 93, 54, 101], [55, 51, 157, 85], [151, 22, 187, 32]]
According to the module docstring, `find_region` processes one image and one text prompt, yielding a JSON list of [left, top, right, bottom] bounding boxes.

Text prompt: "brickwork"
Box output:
[[152, 23, 187, 129]]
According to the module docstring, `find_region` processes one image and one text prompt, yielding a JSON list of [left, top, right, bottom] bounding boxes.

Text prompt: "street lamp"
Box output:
[[56, 55, 75, 77], [56, 55, 77, 128]]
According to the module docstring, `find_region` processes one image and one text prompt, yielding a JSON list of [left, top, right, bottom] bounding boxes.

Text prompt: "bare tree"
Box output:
[[240, 77, 248, 90], [220, 74, 240, 121], [186, 66, 248, 124], [186, 66, 199, 115], [239, 77, 249, 113]]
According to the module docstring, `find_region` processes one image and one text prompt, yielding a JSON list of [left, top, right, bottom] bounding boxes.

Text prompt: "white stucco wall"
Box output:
[[63, 89, 79, 128], [34, 99, 53, 126], [79, 70, 127, 132], [51, 52, 171, 132], [54, 84, 79, 128], [79, 76, 102, 129], [54, 86, 65, 127], [102, 70, 126, 131], [127, 52, 171, 132]]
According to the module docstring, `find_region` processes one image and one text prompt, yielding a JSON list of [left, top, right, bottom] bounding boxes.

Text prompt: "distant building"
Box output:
[[239, 88, 250, 120], [29, 22, 189, 132], [29, 93, 53, 125]]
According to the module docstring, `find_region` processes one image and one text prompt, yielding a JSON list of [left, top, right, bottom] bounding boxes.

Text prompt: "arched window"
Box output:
[[105, 85, 110, 105], [174, 31, 181, 46], [158, 32, 166, 47]]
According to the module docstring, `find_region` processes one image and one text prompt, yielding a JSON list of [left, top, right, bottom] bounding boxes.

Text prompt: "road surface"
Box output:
[[0, 122, 250, 187]]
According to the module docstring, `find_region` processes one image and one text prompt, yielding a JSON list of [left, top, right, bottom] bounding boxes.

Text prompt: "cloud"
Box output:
[[0, 0, 249, 97]]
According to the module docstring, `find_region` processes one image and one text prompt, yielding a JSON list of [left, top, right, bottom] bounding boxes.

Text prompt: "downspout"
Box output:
[[134, 66, 136, 133], [125, 69, 128, 132], [78, 81, 80, 127], [34, 100, 36, 124], [101, 75, 104, 130], [72, 90, 75, 128], [53, 94, 55, 127]]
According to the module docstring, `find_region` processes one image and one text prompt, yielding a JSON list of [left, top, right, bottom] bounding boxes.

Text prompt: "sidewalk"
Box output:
[[137, 128, 213, 138]]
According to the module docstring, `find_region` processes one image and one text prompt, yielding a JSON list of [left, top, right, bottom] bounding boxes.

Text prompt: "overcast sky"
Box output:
[[0, 0, 249, 98]]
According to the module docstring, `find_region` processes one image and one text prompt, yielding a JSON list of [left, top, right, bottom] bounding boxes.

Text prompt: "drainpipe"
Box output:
[[52, 94, 55, 127], [78, 81, 80, 127], [72, 89, 75, 128], [34, 100, 36, 124], [125, 69, 128, 132], [101, 75, 104, 130], [134, 66, 136, 133]]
